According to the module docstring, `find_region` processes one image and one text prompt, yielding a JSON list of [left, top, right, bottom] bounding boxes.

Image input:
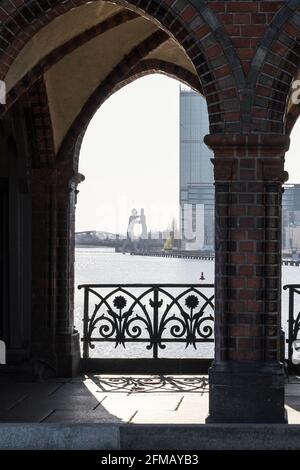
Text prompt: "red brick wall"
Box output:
[[205, 134, 289, 362], [208, 1, 284, 71]]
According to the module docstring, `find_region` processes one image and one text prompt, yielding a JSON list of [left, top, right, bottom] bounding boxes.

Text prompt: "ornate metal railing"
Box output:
[[78, 284, 214, 359], [283, 284, 300, 366]]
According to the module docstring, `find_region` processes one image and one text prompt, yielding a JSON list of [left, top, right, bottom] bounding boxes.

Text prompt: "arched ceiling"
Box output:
[[5, 2, 124, 92], [145, 39, 195, 75], [45, 16, 160, 151], [287, 94, 295, 117], [4, 0, 199, 154]]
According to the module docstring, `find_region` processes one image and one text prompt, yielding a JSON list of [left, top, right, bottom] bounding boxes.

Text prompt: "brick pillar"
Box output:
[[204, 134, 289, 423], [31, 168, 57, 370], [32, 167, 83, 376], [55, 169, 84, 376]]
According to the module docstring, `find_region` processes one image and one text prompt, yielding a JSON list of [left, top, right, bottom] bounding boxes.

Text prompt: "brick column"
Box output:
[[31, 168, 56, 369], [55, 169, 84, 376], [32, 166, 83, 376], [204, 134, 289, 423]]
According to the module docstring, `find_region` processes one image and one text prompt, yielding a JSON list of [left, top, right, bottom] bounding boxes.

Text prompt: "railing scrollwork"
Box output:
[[78, 284, 215, 359], [283, 284, 300, 368]]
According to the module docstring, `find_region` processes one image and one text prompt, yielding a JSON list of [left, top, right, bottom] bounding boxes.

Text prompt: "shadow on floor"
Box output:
[[0, 372, 299, 424], [90, 375, 209, 393], [0, 372, 124, 424]]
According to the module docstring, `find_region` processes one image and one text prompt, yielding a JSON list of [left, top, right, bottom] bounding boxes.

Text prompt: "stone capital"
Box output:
[[204, 134, 290, 159], [205, 134, 290, 183], [31, 167, 84, 203], [211, 157, 236, 181], [259, 158, 289, 184]]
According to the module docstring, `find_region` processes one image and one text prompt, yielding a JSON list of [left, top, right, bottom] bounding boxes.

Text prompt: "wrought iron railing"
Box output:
[[283, 284, 300, 366], [78, 284, 214, 359]]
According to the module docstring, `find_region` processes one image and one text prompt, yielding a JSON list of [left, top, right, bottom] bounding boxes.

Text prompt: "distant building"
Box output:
[[282, 184, 300, 251], [179, 86, 214, 250]]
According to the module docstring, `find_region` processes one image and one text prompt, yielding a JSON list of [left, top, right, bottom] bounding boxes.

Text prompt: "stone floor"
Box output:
[[0, 373, 299, 424]]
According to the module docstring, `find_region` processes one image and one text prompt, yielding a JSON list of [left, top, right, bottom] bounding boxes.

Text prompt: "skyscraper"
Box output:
[[179, 86, 214, 250], [282, 184, 300, 251]]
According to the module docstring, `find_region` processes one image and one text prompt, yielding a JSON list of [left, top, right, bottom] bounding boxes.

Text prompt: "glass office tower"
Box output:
[[282, 184, 300, 251], [179, 86, 214, 250]]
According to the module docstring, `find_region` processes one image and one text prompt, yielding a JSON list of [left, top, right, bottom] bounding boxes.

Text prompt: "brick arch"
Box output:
[[24, 78, 56, 167], [249, 0, 300, 133], [1, 9, 139, 116], [2, 12, 201, 168], [56, 29, 169, 162], [68, 58, 203, 170], [58, 54, 203, 162], [0, 0, 246, 133], [117, 59, 202, 95]]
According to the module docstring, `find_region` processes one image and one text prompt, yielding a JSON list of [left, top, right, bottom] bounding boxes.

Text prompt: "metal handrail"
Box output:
[[78, 283, 215, 359], [283, 284, 300, 365]]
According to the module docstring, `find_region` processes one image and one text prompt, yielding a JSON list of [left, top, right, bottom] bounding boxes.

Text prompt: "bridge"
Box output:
[[75, 229, 165, 250], [75, 231, 124, 247]]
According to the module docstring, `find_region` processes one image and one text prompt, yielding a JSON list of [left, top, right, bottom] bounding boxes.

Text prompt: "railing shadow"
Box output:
[[89, 374, 209, 393]]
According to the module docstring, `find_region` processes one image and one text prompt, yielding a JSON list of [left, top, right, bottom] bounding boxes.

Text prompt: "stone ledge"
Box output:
[[121, 424, 300, 450], [0, 424, 119, 450], [1, 424, 300, 450]]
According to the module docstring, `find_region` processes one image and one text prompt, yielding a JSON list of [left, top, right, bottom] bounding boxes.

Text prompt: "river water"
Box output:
[[74, 247, 300, 359]]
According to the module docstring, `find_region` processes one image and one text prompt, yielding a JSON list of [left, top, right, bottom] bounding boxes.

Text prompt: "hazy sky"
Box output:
[[76, 74, 300, 234], [286, 124, 300, 184], [77, 75, 181, 233]]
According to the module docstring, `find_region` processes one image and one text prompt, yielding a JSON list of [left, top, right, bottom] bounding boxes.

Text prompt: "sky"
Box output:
[[77, 75, 181, 234], [76, 74, 300, 234], [286, 125, 300, 184]]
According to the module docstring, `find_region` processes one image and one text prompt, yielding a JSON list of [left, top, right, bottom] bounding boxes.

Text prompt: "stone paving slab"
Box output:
[[97, 394, 139, 422], [0, 389, 28, 411], [30, 395, 100, 410], [0, 382, 60, 394], [176, 393, 209, 419], [131, 410, 201, 424], [120, 393, 184, 409], [286, 383, 300, 396], [0, 401, 55, 423], [48, 381, 98, 398], [286, 397, 300, 410], [0, 374, 299, 424], [100, 394, 183, 423], [286, 407, 300, 424], [131, 393, 208, 424], [44, 409, 124, 424]]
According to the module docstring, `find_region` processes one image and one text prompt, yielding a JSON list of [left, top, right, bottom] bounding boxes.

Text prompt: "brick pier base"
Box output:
[[205, 134, 289, 423]]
